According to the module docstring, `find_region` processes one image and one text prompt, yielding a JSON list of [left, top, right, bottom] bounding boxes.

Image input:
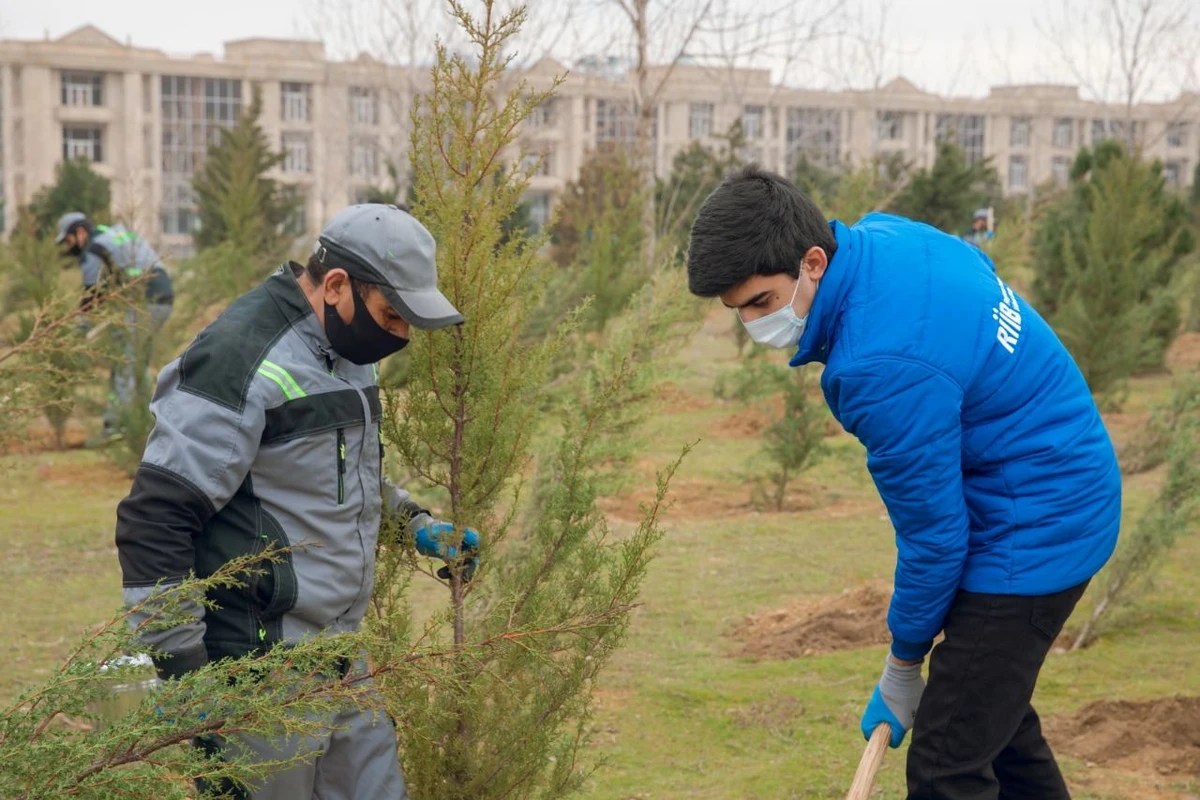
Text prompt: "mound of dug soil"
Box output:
[[730, 585, 891, 660], [1047, 696, 1200, 777]]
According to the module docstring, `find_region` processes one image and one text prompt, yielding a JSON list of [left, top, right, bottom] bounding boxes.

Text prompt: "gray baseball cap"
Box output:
[[313, 204, 463, 329], [55, 211, 88, 244]]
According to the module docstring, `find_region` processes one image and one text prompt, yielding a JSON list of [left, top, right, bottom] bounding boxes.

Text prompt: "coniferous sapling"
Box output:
[[371, 3, 695, 796], [1071, 417, 1200, 650]]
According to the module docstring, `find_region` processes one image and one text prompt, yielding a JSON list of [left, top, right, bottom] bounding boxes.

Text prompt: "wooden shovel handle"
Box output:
[[846, 723, 891, 800]]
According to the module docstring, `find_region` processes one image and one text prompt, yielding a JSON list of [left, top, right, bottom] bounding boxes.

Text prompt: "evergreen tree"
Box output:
[[1048, 155, 1181, 400], [28, 157, 111, 236], [889, 140, 1001, 234], [1071, 395, 1200, 650], [0, 211, 90, 448], [371, 3, 696, 795], [716, 356, 829, 511], [550, 148, 642, 267], [790, 154, 840, 203], [530, 148, 646, 336], [1033, 143, 1194, 363], [655, 123, 747, 258], [191, 89, 300, 255], [821, 154, 911, 223]]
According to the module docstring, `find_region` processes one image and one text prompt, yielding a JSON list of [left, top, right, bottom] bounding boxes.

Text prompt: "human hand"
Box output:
[[860, 656, 925, 748], [407, 514, 481, 581]]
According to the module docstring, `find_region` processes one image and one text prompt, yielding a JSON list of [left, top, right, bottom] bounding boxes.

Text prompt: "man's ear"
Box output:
[[803, 246, 829, 281], [322, 269, 352, 306]]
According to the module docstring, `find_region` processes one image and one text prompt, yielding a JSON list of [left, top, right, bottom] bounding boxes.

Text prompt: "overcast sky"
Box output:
[[2, 0, 1196, 100]]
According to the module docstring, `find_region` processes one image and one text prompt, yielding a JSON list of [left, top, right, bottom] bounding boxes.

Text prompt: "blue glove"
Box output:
[[860, 657, 925, 748], [409, 515, 480, 581]]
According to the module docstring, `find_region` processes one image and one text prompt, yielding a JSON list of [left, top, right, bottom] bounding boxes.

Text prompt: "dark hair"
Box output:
[[686, 164, 837, 297], [292, 254, 374, 298]]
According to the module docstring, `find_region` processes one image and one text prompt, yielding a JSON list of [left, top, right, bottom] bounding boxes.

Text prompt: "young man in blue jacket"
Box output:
[[687, 165, 1121, 798]]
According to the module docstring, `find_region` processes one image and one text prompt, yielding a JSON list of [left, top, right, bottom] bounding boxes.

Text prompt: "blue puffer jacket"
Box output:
[[791, 213, 1121, 660]]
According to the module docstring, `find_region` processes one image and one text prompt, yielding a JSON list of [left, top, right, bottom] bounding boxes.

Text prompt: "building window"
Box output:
[[742, 105, 765, 140], [161, 75, 243, 235], [526, 192, 551, 232], [282, 133, 311, 174], [281, 82, 312, 123], [62, 127, 103, 162], [1091, 118, 1139, 146], [528, 98, 556, 129], [1052, 118, 1073, 149], [689, 103, 714, 139], [61, 72, 103, 107], [935, 114, 986, 164], [1167, 122, 1187, 148], [1010, 117, 1031, 148], [786, 107, 842, 170], [203, 78, 241, 125], [350, 87, 378, 126], [595, 99, 636, 148], [1051, 156, 1071, 187], [876, 111, 903, 142], [350, 137, 379, 178], [1008, 155, 1028, 191], [1164, 161, 1185, 186]]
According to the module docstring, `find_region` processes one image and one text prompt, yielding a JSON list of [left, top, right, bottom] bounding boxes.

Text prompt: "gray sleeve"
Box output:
[[383, 477, 428, 525], [115, 358, 269, 679], [79, 250, 103, 290]]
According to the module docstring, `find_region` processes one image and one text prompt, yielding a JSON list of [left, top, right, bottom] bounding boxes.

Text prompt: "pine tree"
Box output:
[[890, 140, 1001, 234], [550, 148, 643, 267], [371, 3, 695, 795], [28, 157, 111, 237], [1033, 143, 1194, 355], [716, 356, 829, 511], [191, 88, 300, 258], [1044, 155, 1184, 400], [531, 149, 646, 336]]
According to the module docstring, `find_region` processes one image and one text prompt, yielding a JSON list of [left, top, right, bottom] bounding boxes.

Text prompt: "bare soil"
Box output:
[[599, 478, 753, 523], [729, 585, 892, 660], [1166, 332, 1200, 372], [1047, 696, 1200, 779], [33, 459, 131, 489], [5, 419, 90, 455], [656, 383, 715, 413], [710, 407, 774, 438]]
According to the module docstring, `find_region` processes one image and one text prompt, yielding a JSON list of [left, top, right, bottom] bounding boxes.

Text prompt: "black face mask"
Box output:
[[324, 287, 409, 365]]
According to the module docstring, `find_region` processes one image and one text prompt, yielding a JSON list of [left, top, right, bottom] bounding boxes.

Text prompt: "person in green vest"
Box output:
[[56, 212, 175, 441]]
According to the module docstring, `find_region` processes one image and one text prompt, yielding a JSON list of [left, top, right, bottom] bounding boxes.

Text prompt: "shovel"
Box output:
[[846, 722, 891, 800]]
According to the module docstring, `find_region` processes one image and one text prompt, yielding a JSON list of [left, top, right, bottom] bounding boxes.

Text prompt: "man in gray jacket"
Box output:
[[115, 204, 473, 799], [57, 212, 175, 441]]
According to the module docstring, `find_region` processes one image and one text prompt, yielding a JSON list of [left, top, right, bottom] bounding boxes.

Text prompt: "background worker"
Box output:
[[56, 212, 175, 441]]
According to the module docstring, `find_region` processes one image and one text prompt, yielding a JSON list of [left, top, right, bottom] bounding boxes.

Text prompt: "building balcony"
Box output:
[[54, 105, 114, 125]]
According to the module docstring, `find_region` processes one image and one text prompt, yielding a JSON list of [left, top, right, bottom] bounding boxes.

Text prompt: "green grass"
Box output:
[[3, 320, 1199, 798]]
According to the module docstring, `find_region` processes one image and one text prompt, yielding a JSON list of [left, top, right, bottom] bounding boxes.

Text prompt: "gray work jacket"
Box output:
[[115, 265, 420, 679]]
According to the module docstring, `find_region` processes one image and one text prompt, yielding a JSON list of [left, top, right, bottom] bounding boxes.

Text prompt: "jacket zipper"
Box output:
[[337, 428, 346, 505]]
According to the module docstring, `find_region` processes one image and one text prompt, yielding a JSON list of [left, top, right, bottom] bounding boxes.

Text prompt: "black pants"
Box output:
[[907, 580, 1089, 800]]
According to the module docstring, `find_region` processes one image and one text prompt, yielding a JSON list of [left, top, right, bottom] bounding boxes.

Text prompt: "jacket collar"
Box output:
[[265, 264, 336, 362], [789, 219, 861, 367]]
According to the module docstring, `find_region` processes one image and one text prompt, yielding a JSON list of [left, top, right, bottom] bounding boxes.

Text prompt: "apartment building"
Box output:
[[1, 25, 1197, 253]]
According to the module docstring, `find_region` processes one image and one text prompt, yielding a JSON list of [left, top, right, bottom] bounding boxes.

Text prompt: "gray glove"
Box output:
[[860, 656, 925, 747]]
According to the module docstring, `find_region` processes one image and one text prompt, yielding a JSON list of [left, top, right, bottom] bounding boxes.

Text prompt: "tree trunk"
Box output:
[[633, 0, 658, 268]]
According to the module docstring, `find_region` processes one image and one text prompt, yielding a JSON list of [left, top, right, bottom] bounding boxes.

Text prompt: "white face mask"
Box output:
[[741, 277, 808, 349]]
